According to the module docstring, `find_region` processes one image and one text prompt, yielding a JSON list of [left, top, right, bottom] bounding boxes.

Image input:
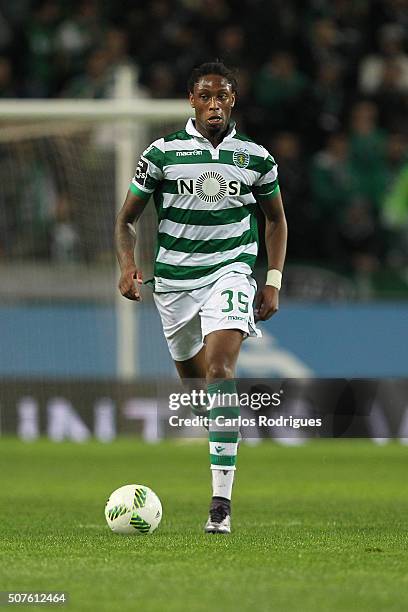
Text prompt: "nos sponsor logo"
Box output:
[[177, 172, 239, 203]]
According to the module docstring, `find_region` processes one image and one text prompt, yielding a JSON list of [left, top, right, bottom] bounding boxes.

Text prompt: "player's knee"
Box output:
[[206, 361, 234, 382]]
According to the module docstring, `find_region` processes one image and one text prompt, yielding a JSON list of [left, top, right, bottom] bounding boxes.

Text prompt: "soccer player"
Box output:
[[115, 62, 287, 534]]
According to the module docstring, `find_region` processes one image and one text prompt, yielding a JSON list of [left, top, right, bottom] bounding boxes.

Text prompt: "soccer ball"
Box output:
[[105, 484, 162, 535]]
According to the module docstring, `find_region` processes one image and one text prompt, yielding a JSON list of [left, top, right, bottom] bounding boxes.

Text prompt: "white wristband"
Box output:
[[266, 269, 282, 290]]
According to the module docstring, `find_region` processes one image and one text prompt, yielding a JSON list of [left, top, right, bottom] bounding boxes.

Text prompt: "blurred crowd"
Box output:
[[0, 0, 407, 281]]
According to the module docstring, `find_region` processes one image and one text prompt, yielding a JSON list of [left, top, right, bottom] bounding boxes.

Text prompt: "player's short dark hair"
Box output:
[[187, 61, 238, 93]]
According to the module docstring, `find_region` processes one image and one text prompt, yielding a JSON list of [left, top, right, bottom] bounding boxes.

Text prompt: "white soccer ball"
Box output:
[[105, 484, 162, 535]]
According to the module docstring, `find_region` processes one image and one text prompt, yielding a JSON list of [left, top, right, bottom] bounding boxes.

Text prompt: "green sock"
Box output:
[[208, 379, 239, 470]]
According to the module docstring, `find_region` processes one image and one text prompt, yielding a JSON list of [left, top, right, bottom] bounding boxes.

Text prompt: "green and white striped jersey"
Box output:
[[130, 118, 279, 292]]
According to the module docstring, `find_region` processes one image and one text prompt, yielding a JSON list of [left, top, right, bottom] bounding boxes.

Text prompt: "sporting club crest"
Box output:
[[233, 148, 250, 169]]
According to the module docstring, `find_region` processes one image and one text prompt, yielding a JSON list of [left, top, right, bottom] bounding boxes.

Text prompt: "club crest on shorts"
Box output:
[[233, 148, 250, 169]]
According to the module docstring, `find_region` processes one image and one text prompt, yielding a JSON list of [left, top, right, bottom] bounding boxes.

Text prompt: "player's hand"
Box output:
[[254, 285, 279, 321], [118, 266, 143, 301]]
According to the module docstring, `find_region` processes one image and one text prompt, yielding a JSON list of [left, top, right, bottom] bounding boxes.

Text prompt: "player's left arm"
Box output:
[[255, 191, 288, 321]]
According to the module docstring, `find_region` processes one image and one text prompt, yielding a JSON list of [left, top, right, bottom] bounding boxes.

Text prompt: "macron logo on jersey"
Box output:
[[175, 150, 203, 157]]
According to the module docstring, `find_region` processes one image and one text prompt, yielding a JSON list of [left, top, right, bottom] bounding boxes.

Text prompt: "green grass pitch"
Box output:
[[1, 439, 407, 611]]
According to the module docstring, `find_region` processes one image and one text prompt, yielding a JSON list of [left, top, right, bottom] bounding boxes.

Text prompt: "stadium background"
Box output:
[[0, 0, 407, 436], [1, 4, 408, 612]]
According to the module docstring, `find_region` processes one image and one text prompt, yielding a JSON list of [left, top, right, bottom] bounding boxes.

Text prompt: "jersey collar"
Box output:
[[186, 118, 236, 142]]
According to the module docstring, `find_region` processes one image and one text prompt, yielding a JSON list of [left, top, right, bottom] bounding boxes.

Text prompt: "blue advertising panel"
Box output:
[[0, 303, 406, 378]]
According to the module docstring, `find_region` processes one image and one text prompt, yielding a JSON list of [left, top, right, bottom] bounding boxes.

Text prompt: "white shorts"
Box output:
[[153, 272, 262, 362]]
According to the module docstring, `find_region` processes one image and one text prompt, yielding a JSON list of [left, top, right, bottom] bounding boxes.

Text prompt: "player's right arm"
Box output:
[[115, 190, 149, 301], [115, 138, 165, 301]]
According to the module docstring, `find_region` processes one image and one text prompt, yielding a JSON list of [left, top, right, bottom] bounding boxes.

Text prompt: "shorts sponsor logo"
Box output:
[[227, 315, 246, 321], [177, 172, 239, 202], [233, 148, 250, 169]]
